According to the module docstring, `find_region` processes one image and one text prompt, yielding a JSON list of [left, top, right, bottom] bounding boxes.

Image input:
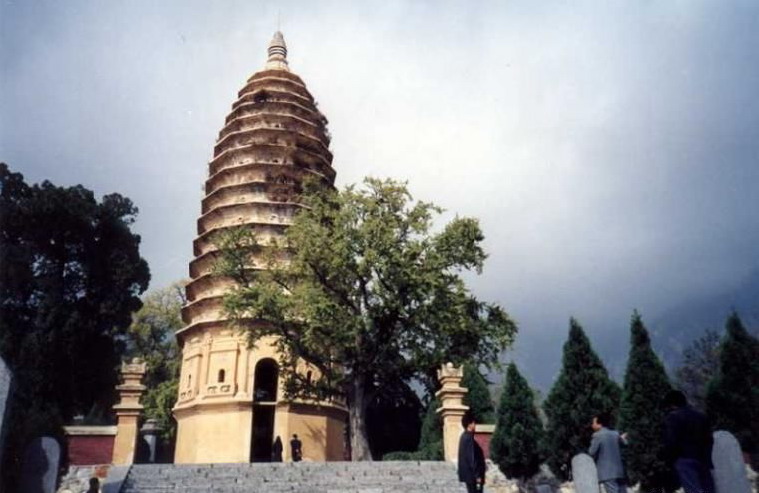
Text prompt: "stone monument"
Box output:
[[0, 356, 12, 478], [436, 363, 469, 462], [140, 418, 162, 463], [19, 436, 61, 493], [712, 430, 751, 493], [571, 453, 601, 493]]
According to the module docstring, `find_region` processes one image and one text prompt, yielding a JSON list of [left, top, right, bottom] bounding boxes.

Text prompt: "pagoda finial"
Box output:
[[266, 31, 289, 71]]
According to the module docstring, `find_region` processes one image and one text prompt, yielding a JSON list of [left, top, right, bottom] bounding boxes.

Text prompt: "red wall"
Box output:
[[66, 435, 115, 465], [474, 431, 492, 459]]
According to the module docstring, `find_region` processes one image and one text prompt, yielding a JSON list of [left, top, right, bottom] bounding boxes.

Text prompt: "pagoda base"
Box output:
[[174, 400, 346, 463]]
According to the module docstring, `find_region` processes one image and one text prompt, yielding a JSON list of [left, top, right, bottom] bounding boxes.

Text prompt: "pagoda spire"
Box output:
[[265, 31, 289, 71]]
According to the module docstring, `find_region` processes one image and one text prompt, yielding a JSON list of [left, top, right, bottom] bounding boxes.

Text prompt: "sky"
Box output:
[[2, 0, 758, 391]]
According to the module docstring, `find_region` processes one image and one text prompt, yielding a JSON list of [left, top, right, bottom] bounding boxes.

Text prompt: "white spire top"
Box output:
[[266, 31, 289, 71]]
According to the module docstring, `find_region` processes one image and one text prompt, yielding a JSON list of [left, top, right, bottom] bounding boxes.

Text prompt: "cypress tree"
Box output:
[[618, 312, 673, 492], [706, 312, 759, 453], [543, 318, 621, 480], [462, 362, 496, 424], [490, 362, 545, 480], [416, 396, 444, 460]]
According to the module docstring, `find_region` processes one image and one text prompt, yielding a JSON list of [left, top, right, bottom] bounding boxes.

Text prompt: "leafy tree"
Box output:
[[0, 163, 150, 485], [618, 312, 673, 492], [674, 329, 721, 411], [543, 318, 621, 480], [462, 362, 495, 424], [366, 381, 422, 459], [125, 282, 185, 442], [706, 312, 759, 453], [490, 362, 544, 480], [216, 177, 517, 460]]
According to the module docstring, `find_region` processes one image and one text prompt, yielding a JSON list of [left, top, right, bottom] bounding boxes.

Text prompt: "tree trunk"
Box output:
[[349, 378, 372, 461]]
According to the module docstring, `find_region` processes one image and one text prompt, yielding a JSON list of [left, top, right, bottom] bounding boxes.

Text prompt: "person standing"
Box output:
[[290, 434, 303, 462], [588, 412, 627, 493], [458, 411, 486, 493], [662, 390, 715, 493], [86, 478, 100, 493], [271, 436, 283, 462]]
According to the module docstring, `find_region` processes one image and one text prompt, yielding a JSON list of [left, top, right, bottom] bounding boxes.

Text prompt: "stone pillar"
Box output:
[[436, 363, 469, 463], [112, 358, 147, 465]]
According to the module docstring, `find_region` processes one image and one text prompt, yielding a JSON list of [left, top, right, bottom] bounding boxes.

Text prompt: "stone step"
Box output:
[[122, 462, 467, 493]]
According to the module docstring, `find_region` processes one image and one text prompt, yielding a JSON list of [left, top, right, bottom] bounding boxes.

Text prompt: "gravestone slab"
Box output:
[[571, 453, 601, 493], [19, 436, 61, 493], [535, 483, 558, 493], [140, 418, 162, 463], [0, 356, 12, 478], [712, 430, 750, 493]]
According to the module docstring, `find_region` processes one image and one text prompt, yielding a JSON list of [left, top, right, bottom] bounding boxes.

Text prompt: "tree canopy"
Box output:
[[0, 163, 150, 482], [382, 394, 443, 461], [366, 381, 422, 459], [543, 318, 621, 479], [416, 396, 444, 460], [706, 312, 759, 453], [618, 312, 673, 492], [675, 328, 721, 411], [462, 362, 496, 424], [216, 177, 516, 459], [125, 282, 185, 442]]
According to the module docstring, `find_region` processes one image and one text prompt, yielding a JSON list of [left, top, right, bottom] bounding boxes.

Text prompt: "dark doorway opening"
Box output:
[[253, 358, 278, 402], [250, 358, 279, 462], [251, 405, 275, 462]]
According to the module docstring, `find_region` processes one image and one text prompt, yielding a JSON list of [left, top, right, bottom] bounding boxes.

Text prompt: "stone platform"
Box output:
[[122, 461, 467, 493]]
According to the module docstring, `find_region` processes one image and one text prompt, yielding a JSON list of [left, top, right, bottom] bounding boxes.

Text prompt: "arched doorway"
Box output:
[[250, 358, 278, 462]]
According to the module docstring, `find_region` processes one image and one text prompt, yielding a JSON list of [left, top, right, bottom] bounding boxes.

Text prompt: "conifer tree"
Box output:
[[417, 396, 444, 459], [462, 362, 496, 424], [490, 363, 544, 480], [706, 312, 759, 452], [543, 318, 621, 480], [618, 312, 672, 492]]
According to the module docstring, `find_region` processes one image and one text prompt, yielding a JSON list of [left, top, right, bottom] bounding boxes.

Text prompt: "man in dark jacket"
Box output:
[[458, 411, 486, 493], [662, 390, 715, 493]]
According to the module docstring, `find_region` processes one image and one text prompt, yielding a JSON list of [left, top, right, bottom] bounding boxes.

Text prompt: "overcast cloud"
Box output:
[[2, 0, 758, 390]]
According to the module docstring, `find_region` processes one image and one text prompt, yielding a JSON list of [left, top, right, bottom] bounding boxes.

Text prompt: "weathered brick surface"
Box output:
[[67, 435, 115, 465]]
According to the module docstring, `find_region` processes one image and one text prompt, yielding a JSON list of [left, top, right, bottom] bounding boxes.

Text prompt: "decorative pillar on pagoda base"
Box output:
[[112, 358, 147, 465], [436, 363, 469, 462]]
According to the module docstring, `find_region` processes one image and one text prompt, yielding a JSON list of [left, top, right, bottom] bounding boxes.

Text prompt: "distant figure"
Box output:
[[290, 434, 303, 462], [86, 477, 100, 493], [272, 436, 283, 462], [662, 390, 715, 493], [588, 412, 627, 493], [458, 410, 486, 493]]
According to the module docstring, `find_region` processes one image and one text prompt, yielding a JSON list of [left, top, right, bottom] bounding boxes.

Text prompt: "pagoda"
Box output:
[[173, 32, 346, 463]]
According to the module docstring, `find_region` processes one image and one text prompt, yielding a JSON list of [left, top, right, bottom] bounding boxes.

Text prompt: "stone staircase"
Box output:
[[121, 461, 467, 493]]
